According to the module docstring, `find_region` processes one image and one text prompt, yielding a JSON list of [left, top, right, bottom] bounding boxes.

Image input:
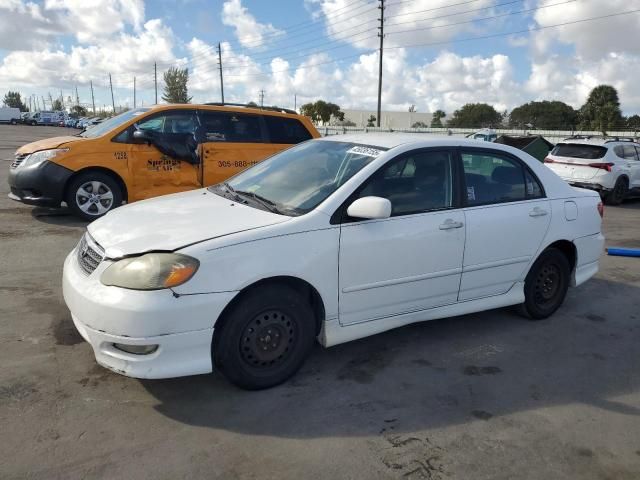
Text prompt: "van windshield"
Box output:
[[79, 108, 150, 138], [211, 140, 387, 215]]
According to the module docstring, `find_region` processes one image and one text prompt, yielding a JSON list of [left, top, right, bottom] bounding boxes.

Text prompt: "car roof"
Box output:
[[319, 132, 516, 150], [557, 138, 640, 147]]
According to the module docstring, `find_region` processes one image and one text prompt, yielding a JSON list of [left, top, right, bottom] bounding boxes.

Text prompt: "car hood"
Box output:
[[88, 189, 290, 258], [17, 136, 86, 155]]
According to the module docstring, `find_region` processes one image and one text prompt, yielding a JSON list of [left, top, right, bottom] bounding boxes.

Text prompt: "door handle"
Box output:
[[439, 219, 464, 230], [529, 207, 548, 217]]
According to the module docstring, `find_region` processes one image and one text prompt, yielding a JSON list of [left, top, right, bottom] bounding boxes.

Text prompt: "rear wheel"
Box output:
[[213, 284, 316, 390], [604, 177, 628, 205], [519, 248, 570, 320], [65, 171, 122, 221]]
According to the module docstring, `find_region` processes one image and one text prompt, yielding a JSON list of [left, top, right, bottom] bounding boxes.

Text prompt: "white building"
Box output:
[[341, 109, 434, 128]]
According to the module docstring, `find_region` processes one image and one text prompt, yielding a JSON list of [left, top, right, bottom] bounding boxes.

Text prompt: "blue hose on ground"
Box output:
[[607, 247, 640, 257]]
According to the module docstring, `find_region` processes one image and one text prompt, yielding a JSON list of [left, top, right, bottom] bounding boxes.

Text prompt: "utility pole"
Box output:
[[217, 42, 225, 103], [294, 93, 297, 111], [60, 90, 64, 109], [29, 96, 32, 112], [109, 73, 116, 113], [259, 89, 265, 107], [43, 95, 47, 110], [90, 80, 96, 114], [154, 62, 158, 104], [133, 76, 136, 108], [376, 0, 385, 127], [75, 85, 80, 108]]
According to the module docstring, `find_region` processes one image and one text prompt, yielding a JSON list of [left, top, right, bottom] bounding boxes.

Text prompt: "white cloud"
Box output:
[[221, 0, 284, 49]]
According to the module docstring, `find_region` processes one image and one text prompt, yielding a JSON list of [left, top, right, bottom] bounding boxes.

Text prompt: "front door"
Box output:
[[121, 109, 201, 202], [338, 149, 465, 325], [198, 110, 280, 186], [459, 149, 551, 300]]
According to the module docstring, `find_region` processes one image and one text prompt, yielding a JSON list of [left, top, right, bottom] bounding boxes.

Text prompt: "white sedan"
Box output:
[[63, 134, 605, 389]]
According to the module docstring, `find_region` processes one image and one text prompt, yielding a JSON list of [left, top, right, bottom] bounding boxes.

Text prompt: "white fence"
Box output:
[[316, 125, 640, 145]]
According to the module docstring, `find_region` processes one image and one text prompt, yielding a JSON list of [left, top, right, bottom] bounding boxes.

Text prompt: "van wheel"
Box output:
[[213, 284, 316, 390], [65, 172, 122, 221], [604, 177, 628, 206], [519, 248, 570, 320]]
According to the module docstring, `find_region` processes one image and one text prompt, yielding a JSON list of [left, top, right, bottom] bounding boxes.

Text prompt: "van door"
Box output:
[[197, 110, 276, 186], [116, 109, 202, 202]]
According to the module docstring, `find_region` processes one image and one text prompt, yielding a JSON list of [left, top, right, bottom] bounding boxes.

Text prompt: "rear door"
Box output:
[[628, 146, 640, 189], [460, 148, 550, 300], [198, 110, 275, 186]]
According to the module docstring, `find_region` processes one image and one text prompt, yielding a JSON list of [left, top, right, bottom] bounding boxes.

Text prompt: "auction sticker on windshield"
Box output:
[[346, 146, 384, 157]]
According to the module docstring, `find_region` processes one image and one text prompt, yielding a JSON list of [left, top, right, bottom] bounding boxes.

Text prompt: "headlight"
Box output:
[[21, 148, 69, 168], [101, 253, 199, 290]]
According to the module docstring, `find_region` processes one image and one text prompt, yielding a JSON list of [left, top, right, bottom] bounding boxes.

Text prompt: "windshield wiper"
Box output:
[[235, 190, 283, 214]]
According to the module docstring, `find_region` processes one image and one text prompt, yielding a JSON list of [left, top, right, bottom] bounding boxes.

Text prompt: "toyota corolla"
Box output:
[[63, 134, 604, 389]]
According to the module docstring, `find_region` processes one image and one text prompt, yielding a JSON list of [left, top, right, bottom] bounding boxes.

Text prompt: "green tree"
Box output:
[[71, 105, 87, 117], [430, 109, 446, 128], [247, 101, 258, 107], [162, 67, 192, 103], [3, 91, 28, 111], [52, 99, 63, 111], [299, 100, 345, 125], [412, 121, 428, 128], [508, 101, 577, 129], [366, 115, 376, 127], [578, 85, 623, 133], [626, 114, 640, 130], [447, 103, 502, 128]]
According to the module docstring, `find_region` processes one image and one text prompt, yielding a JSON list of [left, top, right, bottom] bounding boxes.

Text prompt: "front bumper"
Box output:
[[8, 160, 73, 207], [62, 247, 237, 379]]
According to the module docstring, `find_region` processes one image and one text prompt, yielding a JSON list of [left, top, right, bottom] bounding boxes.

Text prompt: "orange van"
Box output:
[[9, 103, 319, 219]]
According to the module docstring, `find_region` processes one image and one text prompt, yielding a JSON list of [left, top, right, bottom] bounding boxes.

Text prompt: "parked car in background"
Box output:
[[0, 107, 21, 125], [20, 112, 30, 124], [544, 136, 640, 205], [62, 133, 604, 389], [9, 103, 320, 220], [27, 110, 66, 126], [467, 128, 497, 142]]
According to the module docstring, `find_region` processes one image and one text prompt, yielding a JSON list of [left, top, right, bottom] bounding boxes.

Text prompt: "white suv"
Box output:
[[544, 136, 640, 205]]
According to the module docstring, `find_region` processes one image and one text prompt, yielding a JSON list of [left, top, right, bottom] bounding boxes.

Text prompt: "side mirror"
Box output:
[[347, 196, 392, 220], [132, 129, 151, 145]]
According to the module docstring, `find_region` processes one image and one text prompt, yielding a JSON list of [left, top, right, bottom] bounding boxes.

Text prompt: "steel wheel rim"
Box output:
[[533, 263, 561, 307], [240, 310, 296, 369], [76, 181, 114, 216]]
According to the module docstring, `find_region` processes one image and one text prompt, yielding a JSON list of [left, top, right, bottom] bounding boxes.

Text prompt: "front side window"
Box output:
[[199, 111, 264, 143], [213, 141, 387, 215], [358, 150, 454, 216], [462, 151, 531, 205], [83, 107, 150, 139], [113, 110, 197, 143]]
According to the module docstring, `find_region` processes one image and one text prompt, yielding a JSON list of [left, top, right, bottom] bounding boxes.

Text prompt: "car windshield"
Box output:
[[79, 108, 150, 138], [210, 140, 387, 215]]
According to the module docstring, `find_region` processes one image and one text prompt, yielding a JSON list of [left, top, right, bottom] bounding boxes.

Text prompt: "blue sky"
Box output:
[[1, 0, 640, 115]]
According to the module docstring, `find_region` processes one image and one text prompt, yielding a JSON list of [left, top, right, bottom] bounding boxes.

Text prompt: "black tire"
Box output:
[[65, 171, 122, 221], [10, 119, 16, 125], [604, 177, 628, 206], [519, 248, 570, 320], [213, 284, 316, 390], [30, 121, 37, 126]]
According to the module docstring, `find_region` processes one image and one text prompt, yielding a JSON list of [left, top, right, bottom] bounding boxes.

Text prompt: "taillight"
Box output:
[[597, 201, 604, 218], [544, 157, 554, 163], [588, 162, 614, 172]]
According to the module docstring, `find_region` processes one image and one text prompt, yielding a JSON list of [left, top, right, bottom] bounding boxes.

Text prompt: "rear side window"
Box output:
[[551, 143, 606, 159], [462, 152, 530, 205], [264, 116, 313, 144], [623, 145, 639, 160], [199, 111, 265, 143]]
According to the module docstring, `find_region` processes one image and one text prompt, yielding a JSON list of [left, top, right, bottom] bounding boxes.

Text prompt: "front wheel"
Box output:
[[213, 284, 316, 390], [519, 248, 570, 320], [65, 172, 122, 221]]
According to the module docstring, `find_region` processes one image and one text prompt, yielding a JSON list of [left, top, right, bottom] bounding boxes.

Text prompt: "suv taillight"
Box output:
[[588, 162, 614, 172], [544, 157, 554, 163], [597, 201, 604, 218]]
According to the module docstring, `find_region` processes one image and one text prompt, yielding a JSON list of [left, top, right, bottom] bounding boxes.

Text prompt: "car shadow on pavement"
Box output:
[[141, 276, 640, 438], [30, 206, 89, 228]]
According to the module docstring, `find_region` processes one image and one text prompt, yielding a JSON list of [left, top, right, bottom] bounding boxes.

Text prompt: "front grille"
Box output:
[[11, 153, 29, 169], [76, 233, 105, 275]]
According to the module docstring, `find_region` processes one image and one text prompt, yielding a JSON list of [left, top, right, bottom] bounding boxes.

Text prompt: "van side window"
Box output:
[[264, 116, 312, 144], [199, 111, 265, 143]]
